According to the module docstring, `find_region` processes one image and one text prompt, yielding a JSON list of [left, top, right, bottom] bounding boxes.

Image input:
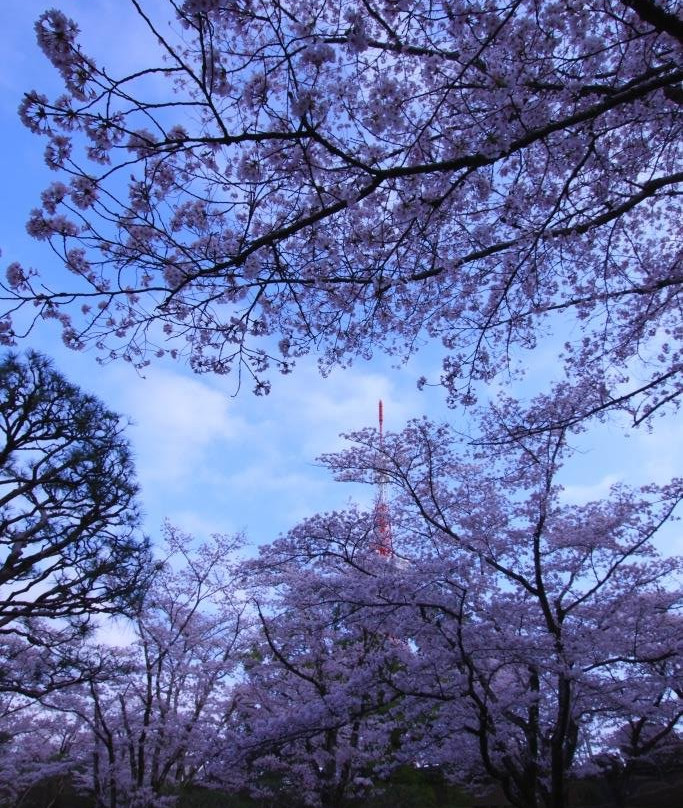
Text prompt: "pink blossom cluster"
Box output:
[[1, 0, 679, 410], [0, 416, 681, 806], [35, 10, 96, 100]]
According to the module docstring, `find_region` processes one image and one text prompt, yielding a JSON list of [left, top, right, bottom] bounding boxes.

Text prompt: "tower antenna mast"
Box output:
[[373, 399, 393, 557]]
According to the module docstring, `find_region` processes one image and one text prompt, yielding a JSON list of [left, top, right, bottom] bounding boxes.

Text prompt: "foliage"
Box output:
[[313, 415, 683, 808], [0, 425, 680, 808], [0, 0, 680, 429], [38, 526, 247, 808], [0, 4, 681, 805], [225, 534, 407, 808], [0, 698, 89, 808], [0, 350, 151, 695]]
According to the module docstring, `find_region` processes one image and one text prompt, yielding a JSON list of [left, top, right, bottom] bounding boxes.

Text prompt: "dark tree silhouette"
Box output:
[[0, 351, 151, 645]]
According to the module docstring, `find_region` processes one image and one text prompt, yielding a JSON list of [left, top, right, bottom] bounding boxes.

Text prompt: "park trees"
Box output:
[[312, 414, 683, 808], [1, 0, 680, 428], [0, 404, 679, 808], [0, 350, 151, 696], [227, 518, 409, 808], [0, 698, 88, 808], [27, 526, 247, 808]]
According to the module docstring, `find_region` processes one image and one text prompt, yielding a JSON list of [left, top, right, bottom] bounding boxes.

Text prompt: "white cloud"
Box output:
[[118, 366, 246, 487], [160, 508, 242, 542], [630, 418, 683, 485], [559, 474, 622, 506], [96, 615, 137, 647]]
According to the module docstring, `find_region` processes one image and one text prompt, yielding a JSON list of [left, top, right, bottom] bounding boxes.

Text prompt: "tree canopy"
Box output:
[[0, 2, 681, 806], [0, 350, 151, 695], [0, 420, 681, 807], [1, 0, 680, 428]]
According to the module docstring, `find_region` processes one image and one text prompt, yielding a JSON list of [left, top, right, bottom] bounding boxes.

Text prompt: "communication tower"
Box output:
[[373, 399, 393, 558]]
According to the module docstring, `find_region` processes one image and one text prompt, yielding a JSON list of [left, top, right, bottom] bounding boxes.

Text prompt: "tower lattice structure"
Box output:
[[373, 400, 393, 558]]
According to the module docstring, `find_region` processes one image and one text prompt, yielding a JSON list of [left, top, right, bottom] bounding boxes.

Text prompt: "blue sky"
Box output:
[[1, 1, 681, 558]]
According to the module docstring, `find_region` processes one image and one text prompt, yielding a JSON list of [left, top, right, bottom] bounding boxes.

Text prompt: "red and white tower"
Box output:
[[373, 399, 393, 558]]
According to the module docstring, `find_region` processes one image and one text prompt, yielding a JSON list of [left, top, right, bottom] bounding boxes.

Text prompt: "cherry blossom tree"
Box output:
[[225, 528, 408, 808], [588, 715, 683, 807], [0, 628, 115, 702], [0, 699, 88, 808], [0, 350, 151, 696], [1, 1, 680, 424], [30, 525, 247, 808], [1, 416, 679, 808], [313, 414, 683, 808]]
